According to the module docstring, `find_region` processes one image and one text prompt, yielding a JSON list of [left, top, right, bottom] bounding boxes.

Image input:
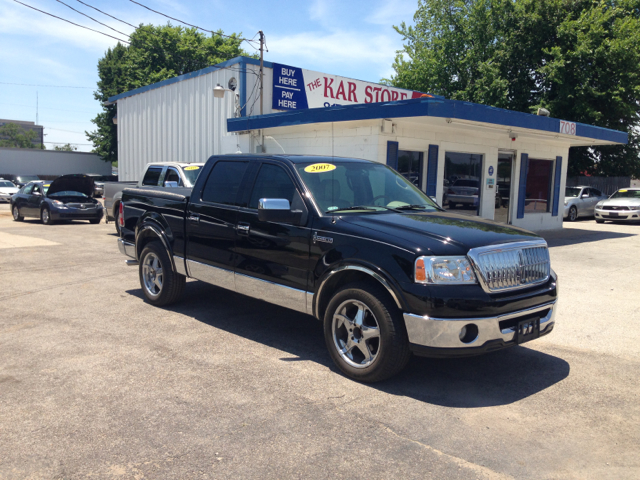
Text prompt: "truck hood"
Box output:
[[339, 211, 539, 255], [46, 174, 95, 198]]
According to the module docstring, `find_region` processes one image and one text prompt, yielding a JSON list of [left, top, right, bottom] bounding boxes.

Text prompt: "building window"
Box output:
[[397, 150, 424, 190], [525, 159, 554, 213], [444, 152, 483, 216]]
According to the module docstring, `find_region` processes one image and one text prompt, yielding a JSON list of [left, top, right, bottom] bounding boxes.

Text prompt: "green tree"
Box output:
[[0, 122, 43, 149], [389, 0, 640, 177], [53, 143, 78, 151], [88, 24, 251, 163]]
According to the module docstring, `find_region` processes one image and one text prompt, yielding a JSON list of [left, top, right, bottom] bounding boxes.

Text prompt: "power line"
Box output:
[[11, 0, 130, 44], [128, 0, 256, 46], [0, 82, 93, 89], [75, 0, 136, 29], [54, 0, 130, 38]]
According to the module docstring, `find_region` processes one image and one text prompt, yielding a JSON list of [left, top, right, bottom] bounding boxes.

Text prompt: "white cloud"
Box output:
[[365, 0, 417, 26]]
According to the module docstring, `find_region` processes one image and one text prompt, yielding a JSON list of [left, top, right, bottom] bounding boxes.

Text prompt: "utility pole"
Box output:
[[259, 30, 265, 152]]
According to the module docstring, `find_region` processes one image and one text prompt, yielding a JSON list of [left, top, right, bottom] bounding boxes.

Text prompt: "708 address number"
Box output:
[[559, 120, 577, 135]]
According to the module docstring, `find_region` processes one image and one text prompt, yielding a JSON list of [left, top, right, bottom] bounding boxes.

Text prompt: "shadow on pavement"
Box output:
[[540, 226, 636, 247], [127, 280, 570, 408]]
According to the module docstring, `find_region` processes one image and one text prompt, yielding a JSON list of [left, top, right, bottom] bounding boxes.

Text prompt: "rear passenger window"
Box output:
[[249, 164, 296, 209], [201, 161, 248, 206], [591, 188, 602, 196], [142, 167, 162, 186], [164, 168, 181, 186]]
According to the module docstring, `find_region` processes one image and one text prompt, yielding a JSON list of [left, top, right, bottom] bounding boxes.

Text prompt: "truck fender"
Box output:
[[135, 222, 176, 273], [313, 263, 408, 320]]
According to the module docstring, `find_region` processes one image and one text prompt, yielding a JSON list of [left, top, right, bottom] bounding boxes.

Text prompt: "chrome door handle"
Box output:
[[237, 223, 250, 235], [188, 213, 200, 224]]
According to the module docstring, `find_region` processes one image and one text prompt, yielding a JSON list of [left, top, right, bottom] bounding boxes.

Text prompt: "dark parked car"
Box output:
[[117, 155, 557, 383], [11, 174, 104, 225], [8, 175, 41, 188]]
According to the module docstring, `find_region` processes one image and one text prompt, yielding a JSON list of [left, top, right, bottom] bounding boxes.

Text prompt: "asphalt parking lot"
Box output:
[[1, 202, 639, 479]]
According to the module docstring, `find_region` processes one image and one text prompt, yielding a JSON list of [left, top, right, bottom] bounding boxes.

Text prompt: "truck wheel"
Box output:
[[324, 282, 410, 383], [12, 205, 23, 222], [139, 241, 185, 306], [41, 206, 53, 225]]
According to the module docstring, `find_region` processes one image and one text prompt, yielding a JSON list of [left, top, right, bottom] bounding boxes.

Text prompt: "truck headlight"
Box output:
[[415, 256, 477, 284]]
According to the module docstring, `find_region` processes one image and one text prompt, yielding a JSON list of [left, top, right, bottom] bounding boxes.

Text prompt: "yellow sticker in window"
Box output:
[[619, 189, 628, 193], [304, 163, 336, 173], [184, 166, 200, 171], [44, 184, 50, 187]]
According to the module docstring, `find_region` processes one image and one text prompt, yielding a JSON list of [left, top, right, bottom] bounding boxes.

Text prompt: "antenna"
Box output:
[[36, 91, 38, 125]]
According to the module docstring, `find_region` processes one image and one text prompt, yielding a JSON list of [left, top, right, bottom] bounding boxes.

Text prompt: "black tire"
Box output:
[[139, 241, 185, 306], [324, 282, 410, 383], [12, 205, 24, 222], [595, 219, 605, 224], [113, 203, 121, 235], [89, 218, 101, 224], [449, 203, 457, 209], [41, 206, 53, 225], [568, 206, 578, 222]]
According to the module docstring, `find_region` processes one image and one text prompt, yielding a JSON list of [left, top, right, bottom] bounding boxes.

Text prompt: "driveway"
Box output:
[[0, 211, 638, 479]]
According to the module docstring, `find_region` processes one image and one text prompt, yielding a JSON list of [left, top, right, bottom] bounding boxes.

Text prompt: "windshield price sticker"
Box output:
[[304, 163, 336, 173], [184, 166, 200, 171]]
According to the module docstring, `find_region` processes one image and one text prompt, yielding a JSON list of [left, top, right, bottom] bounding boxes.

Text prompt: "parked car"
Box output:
[[563, 186, 608, 221], [83, 174, 106, 198], [104, 162, 205, 234], [7, 175, 41, 188], [594, 188, 640, 223], [11, 174, 103, 225], [117, 154, 557, 383], [447, 179, 479, 209], [0, 179, 19, 202]]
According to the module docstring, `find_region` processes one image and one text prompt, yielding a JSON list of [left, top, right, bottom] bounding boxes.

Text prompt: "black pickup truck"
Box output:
[[118, 154, 557, 382]]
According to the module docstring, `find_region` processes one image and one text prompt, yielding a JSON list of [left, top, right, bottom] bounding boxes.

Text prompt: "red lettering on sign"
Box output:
[[381, 89, 390, 102], [365, 86, 373, 103], [373, 87, 382, 102], [401, 93, 408, 100], [335, 81, 347, 101], [324, 77, 335, 99], [347, 82, 358, 102], [391, 91, 399, 101]]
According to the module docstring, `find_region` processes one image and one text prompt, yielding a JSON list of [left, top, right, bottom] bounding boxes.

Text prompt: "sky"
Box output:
[[0, 0, 418, 152]]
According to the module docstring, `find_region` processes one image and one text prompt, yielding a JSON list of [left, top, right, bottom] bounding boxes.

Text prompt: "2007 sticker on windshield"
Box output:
[[304, 163, 336, 173], [184, 166, 200, 171]]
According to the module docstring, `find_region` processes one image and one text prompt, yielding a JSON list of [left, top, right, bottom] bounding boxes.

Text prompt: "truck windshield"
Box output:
[[296, 161, 440, 214], [181, 165, 203, 187]]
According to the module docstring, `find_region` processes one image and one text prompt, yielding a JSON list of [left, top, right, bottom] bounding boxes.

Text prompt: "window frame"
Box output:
[[523, 158, 555, 214]]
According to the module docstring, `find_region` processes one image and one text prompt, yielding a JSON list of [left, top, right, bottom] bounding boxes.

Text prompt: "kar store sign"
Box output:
[[272, 62, 430, 111]]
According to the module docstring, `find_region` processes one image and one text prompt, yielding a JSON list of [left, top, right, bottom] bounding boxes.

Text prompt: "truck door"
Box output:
[[185, 160, 250, 291], [234, 162, 311, 313]]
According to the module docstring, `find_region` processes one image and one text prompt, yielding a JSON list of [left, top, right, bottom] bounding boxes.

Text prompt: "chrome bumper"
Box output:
[[403, 301, 556, 350], [118, 238, 136, 259], [595, 208, 640, 221]]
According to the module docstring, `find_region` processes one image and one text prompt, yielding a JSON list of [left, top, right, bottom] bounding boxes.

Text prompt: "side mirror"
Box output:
[[165, 181, 179, 188], [258, 198, 302, 225], [581, 194, 589, 198]]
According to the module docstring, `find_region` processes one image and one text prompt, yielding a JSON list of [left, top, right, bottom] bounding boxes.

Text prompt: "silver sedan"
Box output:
[[594, 188, 640, 223], [563, 186, 608, 221]]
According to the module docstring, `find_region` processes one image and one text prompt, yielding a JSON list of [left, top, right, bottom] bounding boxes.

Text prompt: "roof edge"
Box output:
[[226, 98, 628, 145], [106, 56, 267, 104]]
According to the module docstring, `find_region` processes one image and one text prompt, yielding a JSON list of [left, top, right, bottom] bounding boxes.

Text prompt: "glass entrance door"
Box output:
[[397, 150, 424, 191], [494, 152, 515, 224]]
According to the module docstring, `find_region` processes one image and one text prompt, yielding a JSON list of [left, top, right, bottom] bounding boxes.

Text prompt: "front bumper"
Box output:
[[595, 207, 640, 222], [404, 300, 556, 357], [50, 207, 103, 221], [0, 193, 14, 202]]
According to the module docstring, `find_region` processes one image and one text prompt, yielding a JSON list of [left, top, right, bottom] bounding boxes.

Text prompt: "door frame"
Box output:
[[498, 149, 517, 224]]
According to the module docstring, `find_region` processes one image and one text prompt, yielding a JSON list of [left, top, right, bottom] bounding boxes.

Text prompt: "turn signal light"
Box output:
[[415, 258, 427, 282]]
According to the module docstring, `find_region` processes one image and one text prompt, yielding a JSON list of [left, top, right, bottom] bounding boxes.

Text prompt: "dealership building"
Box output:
[[106, 56, 627, 231]]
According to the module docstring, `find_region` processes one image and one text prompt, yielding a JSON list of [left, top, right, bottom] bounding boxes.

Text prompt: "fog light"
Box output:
[[459, 324, 479, 344]]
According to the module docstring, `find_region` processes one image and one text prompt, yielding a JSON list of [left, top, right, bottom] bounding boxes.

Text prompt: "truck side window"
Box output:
[[164, 168, 181, 186], [249, 164, 296, 208], [142, 167, 163, 186], [201, 161, 248, 206]]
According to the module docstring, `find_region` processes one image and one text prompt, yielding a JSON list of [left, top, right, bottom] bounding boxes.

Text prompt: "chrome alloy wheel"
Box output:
[[569, 206, 578, 221], [41, 208, 50, 224], [12, 206, 20, 220], [332, 299, 381, 368], [142, 252, 163, 297]]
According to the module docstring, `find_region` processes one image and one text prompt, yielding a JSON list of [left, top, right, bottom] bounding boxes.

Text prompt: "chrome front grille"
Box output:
[[467, 240, 551, 293]]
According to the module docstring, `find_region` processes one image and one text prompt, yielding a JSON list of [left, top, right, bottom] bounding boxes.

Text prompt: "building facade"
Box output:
[[107, 56, 627, 231]]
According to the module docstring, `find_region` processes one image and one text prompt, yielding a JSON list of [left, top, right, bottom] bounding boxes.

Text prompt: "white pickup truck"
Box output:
[[104, 162, 204, 233]]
